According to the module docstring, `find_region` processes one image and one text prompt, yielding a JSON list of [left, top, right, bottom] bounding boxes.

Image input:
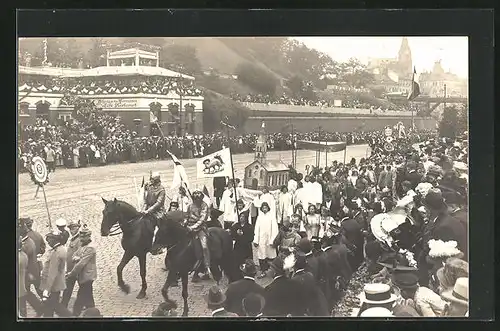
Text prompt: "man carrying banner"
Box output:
[[185, 189, 212, 282], [143, 172, 167, 228]]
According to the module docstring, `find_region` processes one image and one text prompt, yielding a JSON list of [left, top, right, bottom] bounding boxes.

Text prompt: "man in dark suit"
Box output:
[[213, 176, 227, 208], [419, 189, 468, 286], [206, 286, 238, 317], [224, 259, 265, 316], [291, 253, 329, 316], [442, 190, 468, 261], [405, 161, 423, 190], [296, 238, 319, 281], [242, 293, 266, 317], [18, 235, 43, 317], [263, 256, 306, 316], [321, 194, 337, 219]]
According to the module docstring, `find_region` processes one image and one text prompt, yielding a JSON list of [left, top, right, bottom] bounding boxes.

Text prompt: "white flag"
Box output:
[[167, 150, 190, 191], [196, 148, 233, 178]]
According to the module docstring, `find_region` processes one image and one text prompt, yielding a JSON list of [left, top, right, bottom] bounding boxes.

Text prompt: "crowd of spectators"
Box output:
[[18, 76, 203, 99], [230, 92, 401, 111]]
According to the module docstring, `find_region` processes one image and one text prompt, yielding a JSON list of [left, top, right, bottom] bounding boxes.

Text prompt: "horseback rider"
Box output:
[[143, 172, 166, 227], [185, 189, 212, 281]]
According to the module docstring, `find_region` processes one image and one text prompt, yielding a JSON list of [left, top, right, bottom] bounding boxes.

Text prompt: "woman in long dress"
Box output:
[[304, 204, 322, 242], [253, 202, 279, 278]]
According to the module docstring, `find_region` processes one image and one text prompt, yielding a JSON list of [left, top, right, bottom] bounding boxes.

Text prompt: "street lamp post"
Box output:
[[443, 83, 447, 111]]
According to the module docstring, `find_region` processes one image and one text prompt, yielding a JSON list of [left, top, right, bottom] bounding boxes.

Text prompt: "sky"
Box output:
[[293, 37, 468, 79]]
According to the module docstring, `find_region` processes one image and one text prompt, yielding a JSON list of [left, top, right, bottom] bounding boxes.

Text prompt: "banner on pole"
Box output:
[[296, 140, 346, 153], [196, 148, 233, 178]]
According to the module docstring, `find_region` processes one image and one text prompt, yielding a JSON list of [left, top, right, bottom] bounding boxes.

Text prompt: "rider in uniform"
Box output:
[[143, 172, 166, 228], [185, 189, 211, 282]]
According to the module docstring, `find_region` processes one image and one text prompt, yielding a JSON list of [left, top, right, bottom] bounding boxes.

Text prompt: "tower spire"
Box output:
[[254, 121, 267, 164]]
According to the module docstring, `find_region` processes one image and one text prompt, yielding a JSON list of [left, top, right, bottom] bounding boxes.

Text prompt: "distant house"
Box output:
[[243, 121, 289, 190]]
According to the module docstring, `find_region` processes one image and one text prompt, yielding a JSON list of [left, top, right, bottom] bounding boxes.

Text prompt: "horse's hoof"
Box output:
[[119, 283, 131, 294], [136, 291, 146, 299]]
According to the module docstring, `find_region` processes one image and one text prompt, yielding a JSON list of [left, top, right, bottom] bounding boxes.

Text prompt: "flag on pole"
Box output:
[[196, 147, 233, 178], [202, 185, 212, 206], [408, 67, 421, 101], [166, 150, 190, 192], [149, 111, 158, 123]]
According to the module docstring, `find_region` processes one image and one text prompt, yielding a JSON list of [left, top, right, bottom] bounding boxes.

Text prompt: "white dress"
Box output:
[[253, 211, 279, 260], [278, 192, 294, 223]]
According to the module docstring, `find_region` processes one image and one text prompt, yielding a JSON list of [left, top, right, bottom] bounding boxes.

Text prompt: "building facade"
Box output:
[[418, 60, 468, 98]]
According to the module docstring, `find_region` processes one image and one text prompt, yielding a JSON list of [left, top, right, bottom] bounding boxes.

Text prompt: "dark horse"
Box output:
[[150, 210, 240, 316], [100, 197, 156, 299]]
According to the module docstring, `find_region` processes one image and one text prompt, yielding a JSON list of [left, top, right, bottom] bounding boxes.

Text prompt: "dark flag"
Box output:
[[408, 67, 421, 101]]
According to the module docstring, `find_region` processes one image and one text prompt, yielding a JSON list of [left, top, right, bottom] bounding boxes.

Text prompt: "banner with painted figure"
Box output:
[[397, 122, 407, 138], [296, 140, 347, 152], [196, 148, 233, 178]]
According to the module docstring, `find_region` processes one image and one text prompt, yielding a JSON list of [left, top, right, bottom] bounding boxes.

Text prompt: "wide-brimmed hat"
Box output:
[[205, 286, 226, 307], [424, 189, 447, 211], [240, 259, 257, 276], [436, 257, 469, 289], [360, 307, 394, 317], [359, 283, 398, 305], [441, 277, 468, 306], [151, 171, 160, 179]]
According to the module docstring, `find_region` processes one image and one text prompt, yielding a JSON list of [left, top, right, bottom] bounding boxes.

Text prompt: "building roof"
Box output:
[[108, 48, 158, 60], [60, 65, 194, 80], [246, 160, 289, 172], [18, 66, 84, 77]]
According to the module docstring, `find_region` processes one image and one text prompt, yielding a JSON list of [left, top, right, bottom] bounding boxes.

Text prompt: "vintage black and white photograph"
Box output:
[[17, 35, 470, 318]]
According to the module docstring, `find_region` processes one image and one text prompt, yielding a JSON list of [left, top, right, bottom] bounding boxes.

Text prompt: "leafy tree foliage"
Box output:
[[202, 90, 251, 132], [235, 63, 278, 95], [160, 44, 202, 75], [439, 105, 466, 138]]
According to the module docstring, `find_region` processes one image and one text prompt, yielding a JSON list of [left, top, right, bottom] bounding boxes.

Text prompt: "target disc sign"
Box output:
[[31, 157, 48, 184]]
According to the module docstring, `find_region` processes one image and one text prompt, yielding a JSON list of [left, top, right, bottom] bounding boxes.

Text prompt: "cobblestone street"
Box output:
[[18, 146, 368, 317]]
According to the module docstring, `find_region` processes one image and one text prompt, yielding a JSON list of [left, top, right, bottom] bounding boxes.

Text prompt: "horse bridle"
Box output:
[[108, 214, 144, 237]]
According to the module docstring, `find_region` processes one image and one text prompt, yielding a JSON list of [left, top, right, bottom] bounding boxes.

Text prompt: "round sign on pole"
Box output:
[[384, 126, 393, 137], [31, 156, 48, 184]]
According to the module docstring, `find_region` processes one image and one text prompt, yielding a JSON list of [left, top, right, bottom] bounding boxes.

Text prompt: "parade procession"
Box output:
[[17, 37, 469, 319]]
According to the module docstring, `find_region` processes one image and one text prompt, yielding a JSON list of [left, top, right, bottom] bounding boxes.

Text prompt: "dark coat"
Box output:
[[264, 276, 306, 316], [405, 170, 422, 190], [230, 222, 254, 266], [291, 270, 329, 316], [449, 208, 468, 261], [213, 177, 227, 198], [21, 237, 40, 281], [425, 213, 467, 259], [224, 277, 265, 316], [305, 253, 320, 282]]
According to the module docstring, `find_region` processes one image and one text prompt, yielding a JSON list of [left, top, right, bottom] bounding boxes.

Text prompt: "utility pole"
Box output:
[[443, 83, 447, 112], [178, 75, 184, 137]]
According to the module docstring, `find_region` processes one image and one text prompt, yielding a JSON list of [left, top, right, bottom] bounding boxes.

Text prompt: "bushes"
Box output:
[[439, 105, 467, 138], [235, 63, 278, 95]]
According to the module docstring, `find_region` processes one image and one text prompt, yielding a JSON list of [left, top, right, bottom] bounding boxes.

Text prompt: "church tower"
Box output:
[[254, 121, 267, 164], [397, 37, 413, 78]]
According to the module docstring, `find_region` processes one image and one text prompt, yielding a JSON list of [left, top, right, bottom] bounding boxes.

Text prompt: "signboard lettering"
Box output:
[[93, 99, 138, 108]]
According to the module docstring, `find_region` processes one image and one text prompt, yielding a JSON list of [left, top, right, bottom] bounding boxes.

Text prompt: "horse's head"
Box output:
[[101, 197, 120, 236], [151, 210, 187, 255]]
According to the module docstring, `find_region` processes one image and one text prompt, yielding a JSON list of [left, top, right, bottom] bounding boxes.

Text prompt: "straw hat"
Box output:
[[360, 307, 394, 317], [359, 283, 398, 305], [436, 257, 469, 289], [55, 218, 67, 227], [441, 277, 468, 306]]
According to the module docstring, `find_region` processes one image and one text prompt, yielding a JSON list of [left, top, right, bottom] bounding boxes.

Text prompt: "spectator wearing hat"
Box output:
[[263, 256, 305, 316], [357, 283, 398, 316], [61, 219, 82, 308], [66, 224, 97, 316], [420, 189, 467, 285], [224, 259, 265, 316], [296, 238, 319, 281], [55, 218, 70, 246], [23, 217, 46, 259], [18, 218, 43, 298], [230, 212, 254, 269], [242, 293, 266, 317], [434, 257, 468, 295], [18, 235, 43, 317], [441, 277, 468, 317], [205, 286, 238, 317], [404, 161, 422, 190], [45, 143, 56, 173], [40, 230, 72, 317], [360, 307, 394, 317], [291, 252, 329, 316]]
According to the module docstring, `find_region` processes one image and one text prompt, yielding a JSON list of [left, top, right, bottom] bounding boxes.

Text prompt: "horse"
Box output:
[[150, 210, 239, 316], [100, 197, 156, 299]]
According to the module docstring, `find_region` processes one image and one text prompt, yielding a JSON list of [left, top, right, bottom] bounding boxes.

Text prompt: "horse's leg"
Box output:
[[211, 262, 223, 286], [117, 250, 134, 294], [161, 266, 177, 303], [136, 253, 147, 299], [181, 272, 189, 317]]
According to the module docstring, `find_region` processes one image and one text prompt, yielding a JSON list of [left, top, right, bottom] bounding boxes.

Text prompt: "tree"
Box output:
[[160, 44, 202, 75], [202, 90, 251, 132], [439, 106, 461, 138], [285, 75, 304, 97], [337, 58, 375, 88], [235, 62, 278, 95], [86, 38, 108, 68]]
